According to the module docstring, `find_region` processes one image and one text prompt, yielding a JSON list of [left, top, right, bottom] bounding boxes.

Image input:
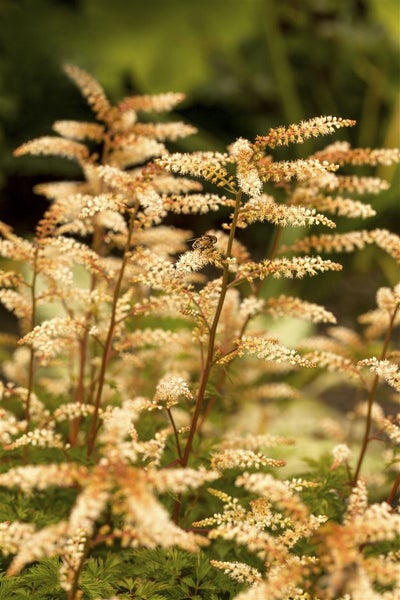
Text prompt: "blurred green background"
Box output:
[[0, 0, 399, 323]]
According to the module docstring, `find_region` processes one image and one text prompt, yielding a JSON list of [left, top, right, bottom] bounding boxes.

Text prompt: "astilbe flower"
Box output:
[[254, 116, 356, 150], [316, 480, 400, 599], [1, 64, 400, 598], [0, 400, 219, 582], [313, 140, 400, 167], [234, 194, 336, 229], [194, 474, 327, 599]]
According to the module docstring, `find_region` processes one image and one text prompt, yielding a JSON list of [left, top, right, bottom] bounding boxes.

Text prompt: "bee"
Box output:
[[189, 234, 218, 251]]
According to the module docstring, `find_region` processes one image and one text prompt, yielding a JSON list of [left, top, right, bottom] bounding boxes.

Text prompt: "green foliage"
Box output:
[[300, 454, 351, 520], [0, 559, 64, 600], [0, 549, 238, 600]]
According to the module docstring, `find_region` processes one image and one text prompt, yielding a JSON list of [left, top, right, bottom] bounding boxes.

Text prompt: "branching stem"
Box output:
[[173, 191, 242, 523], [352, 302, 400, 486], [24, 245, 39, 439], [86, 210, 137, 456]]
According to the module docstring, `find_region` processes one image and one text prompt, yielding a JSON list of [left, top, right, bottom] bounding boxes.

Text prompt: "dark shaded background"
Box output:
[[0, 0, 399, 326]]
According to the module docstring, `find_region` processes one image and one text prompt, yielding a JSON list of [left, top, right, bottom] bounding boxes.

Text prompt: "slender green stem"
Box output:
[[352, 303, 400, 486]]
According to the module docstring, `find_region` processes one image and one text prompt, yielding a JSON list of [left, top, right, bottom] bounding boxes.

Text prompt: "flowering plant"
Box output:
[[0, 65, 399, 599]]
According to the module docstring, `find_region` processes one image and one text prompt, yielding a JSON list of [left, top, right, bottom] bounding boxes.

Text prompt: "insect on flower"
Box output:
[[189, 234, 218, 251]]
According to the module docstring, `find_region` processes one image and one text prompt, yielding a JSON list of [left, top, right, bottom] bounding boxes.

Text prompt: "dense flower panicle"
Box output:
[[331, 174, 390, 194], [7, 521, 70, 577], [4, 427, 66, 451], [175, 247, 220, 273], [68, 477, 111, 534], [148, 467, 220, 494], [239, 296, 265, 320], [19, 317, 85, 365], [376, 283, 400, 313], [0, 408, 26, 446], [210, 449, 286, 471], [210, 560, 262, 585], [290, 188, 376, 219], [162, 192, 229, 214], [280, 230, 373, 254], [331, 443, 352, 469], [327, 326, 364, 350], [370, 229, 400, 264], [265, 295, 336, 324], [259, 158, 338, 183], [235, 472, 312, 523], [109, 137, 168, 169], [0, 222, 36, 261], [0, 463, 87, 495], [78, 192, 128, 218], [128, 121, 197, 141], [156, 151, 232, 187], [152, 374, 193, 409], [117, 468, 205, 553], [219, 432, 295, 451], [118, 92, 186, 113], [235, 336, 315, 368], [115, 328, 182, 352], [377, 415, 400, 444], [358, 283, 400, 339], [237, 256, 342, 281], [0, 289, 31, 320], [301, 350, 360, 379], [229, 137, 262, 197], [130, 248, 184, 292], [318, 481, 400, 597], [254, 116, 356, 150], [296, 340, 346, 363], [313, 140, 400, 166], [247, 382, 303, 402], [52, 402, 96, 423], [358, 358, 400, 391], [151, 173, 203, 195], [13, 136, 89, 162], [59, 528, 88, 592], [0, 270, 23, 287], [235, 194, 336, 229], [0, 521, 36, 557], [96, 164, 139, 193], [130, 226, 190, 255], [64, 64, 113, 123], [52, 120, 105, 142], [0, 384, 48, 423]]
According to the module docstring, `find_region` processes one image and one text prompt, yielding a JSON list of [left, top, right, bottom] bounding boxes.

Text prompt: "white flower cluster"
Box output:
[[359, 358, 400, 391], [230, 137, 262, 197], [152, 374, 193, 409], [239, 296, 265, 320], [265, 295, 336, 324], [0, 463, 86, 494], [211, 449, 286, 471], [331, 443, 352, 469], [5, 427, 66, 451], [238, 335, 314, 368], [20, 317, 84, 365]]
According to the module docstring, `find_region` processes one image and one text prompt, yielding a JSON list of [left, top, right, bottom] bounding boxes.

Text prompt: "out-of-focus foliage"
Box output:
[[0, 0, 398, 310], [1, 0, 398, 153]]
